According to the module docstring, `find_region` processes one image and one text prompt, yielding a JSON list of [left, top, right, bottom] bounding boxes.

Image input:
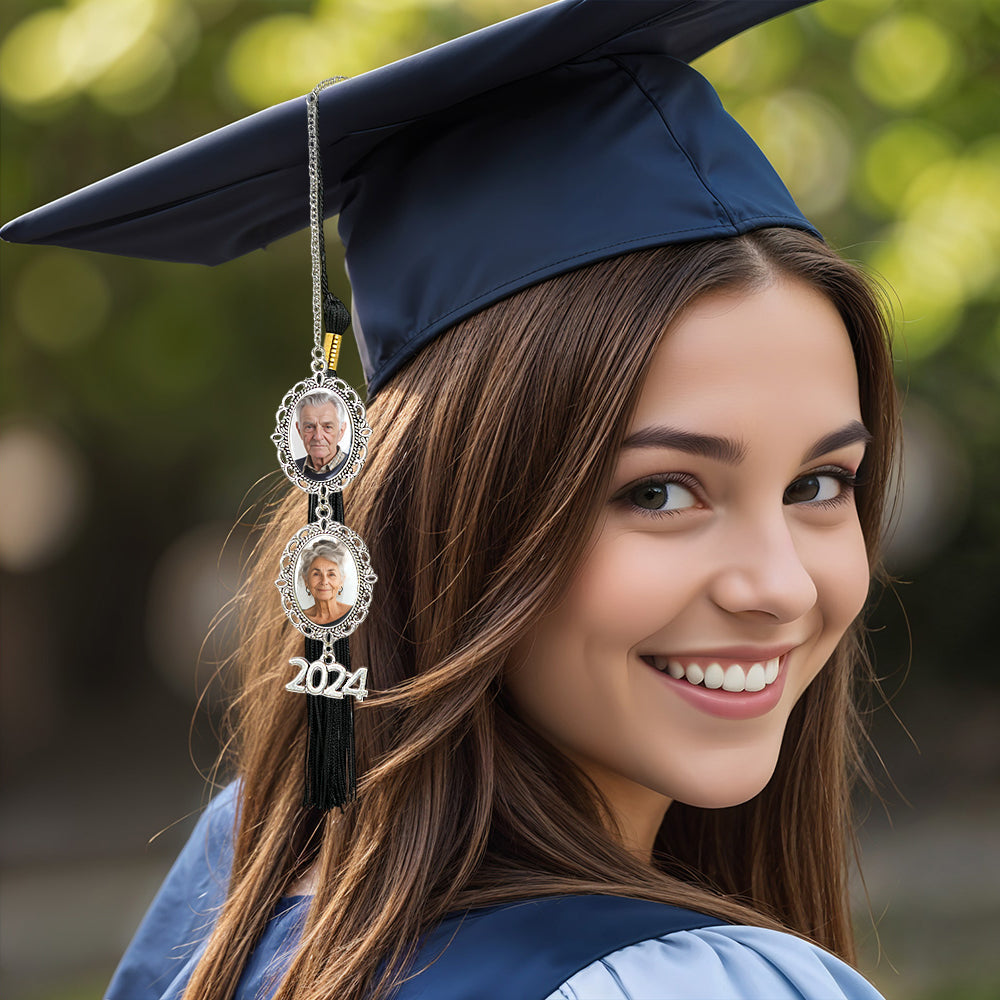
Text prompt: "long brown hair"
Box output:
[[184, 229, 898, 1000]]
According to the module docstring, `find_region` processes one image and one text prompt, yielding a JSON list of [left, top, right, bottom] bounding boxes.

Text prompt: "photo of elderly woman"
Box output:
[[295, 537, 356, 625], [292, 389, 352, 482]]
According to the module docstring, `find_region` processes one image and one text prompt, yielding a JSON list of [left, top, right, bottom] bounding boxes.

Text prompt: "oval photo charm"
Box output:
[[273, 374, 371, 493], [275, 522, 377, 640]]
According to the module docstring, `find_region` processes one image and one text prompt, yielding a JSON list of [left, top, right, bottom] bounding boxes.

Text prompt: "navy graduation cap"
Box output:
[[1, 0, 819, 395]]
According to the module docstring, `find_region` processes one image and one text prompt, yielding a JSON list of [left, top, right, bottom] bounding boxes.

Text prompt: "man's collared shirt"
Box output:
[[304, 448, 347, 476]]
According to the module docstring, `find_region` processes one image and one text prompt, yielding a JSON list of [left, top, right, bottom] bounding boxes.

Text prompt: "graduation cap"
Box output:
[[2, 0, 819, 396]]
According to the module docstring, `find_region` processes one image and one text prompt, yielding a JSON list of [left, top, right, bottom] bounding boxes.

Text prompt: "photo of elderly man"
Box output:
[[293, 390, 350, 482]]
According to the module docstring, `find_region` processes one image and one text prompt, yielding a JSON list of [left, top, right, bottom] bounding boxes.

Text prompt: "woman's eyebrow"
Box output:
[[621, 426, 747, 465], [620, 419, 872, 466], [804, 420, 872, 461]]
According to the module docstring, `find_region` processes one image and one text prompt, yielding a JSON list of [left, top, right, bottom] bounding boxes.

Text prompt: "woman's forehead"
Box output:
[[631, 281, 861, 435], [309, 556, 339, 569]]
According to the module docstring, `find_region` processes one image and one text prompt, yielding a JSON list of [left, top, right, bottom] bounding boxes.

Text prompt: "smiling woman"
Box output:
[[177, 229, 896, 1000], [507, 277, 876, 846]]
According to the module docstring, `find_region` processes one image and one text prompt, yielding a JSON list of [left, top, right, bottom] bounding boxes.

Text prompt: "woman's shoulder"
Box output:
[[138, 780, 240, 906], [548, 924, 884, 1000], [127, 778, 240, 915], [170, 779, 241, 884], [395, 896, 883, 1000]]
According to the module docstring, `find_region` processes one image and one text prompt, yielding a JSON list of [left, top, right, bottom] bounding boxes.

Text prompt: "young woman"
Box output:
[[1, 3, 899, 998], [101, 228, 898, 1000]]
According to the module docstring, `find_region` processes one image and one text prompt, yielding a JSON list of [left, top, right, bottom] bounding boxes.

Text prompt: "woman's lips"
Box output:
[[641, 652, 791, 720]]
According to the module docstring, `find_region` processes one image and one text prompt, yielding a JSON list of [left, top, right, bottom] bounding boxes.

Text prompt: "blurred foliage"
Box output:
[[912, 978, 1000, 1000], [0, 0, 998, 731]]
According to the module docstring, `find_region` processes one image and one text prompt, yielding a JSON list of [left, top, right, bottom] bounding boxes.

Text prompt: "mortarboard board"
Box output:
[[2, 0, 819, 396]]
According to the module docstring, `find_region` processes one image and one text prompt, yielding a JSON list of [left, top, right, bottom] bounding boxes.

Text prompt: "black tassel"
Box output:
[[323, 291, 351, 337], [304, 636, 356, 810], [303, 486, 357, 810]]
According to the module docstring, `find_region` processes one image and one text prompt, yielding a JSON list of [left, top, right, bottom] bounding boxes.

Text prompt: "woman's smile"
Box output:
[[506, 277, 872, 844], [639, 651, 791, 721]]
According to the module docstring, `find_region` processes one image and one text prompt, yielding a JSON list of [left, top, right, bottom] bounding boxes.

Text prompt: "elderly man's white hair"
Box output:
[[295, 389, 347, 426]]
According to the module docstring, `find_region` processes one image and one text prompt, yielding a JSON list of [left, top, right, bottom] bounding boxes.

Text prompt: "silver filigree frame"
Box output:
[[272, 373, 371, 493], [275, 521, 377, 640]]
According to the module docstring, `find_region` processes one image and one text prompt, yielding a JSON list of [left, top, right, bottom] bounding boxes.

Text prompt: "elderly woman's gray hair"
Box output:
[[294, 389, 347, 425], [298, 540, 350, 589]]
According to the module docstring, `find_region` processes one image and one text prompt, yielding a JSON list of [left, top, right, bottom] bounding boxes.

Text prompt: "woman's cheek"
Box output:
[[566, 528, 693, 639], [812, 519, 872, 636]]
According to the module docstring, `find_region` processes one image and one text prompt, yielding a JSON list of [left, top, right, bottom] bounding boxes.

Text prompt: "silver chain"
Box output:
[[307, 77, 348, 376], [314, 483, 333, 528]]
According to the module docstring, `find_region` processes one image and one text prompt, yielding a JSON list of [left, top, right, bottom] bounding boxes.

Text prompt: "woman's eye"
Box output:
[[627, 480, 698, 513], [783, 473, 850, 506]]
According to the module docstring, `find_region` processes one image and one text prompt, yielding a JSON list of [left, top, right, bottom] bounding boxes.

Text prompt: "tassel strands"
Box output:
[[304, 636, 357, 810]]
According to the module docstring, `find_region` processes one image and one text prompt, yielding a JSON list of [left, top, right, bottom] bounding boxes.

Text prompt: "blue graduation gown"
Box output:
[[106, 784, 884, 999]]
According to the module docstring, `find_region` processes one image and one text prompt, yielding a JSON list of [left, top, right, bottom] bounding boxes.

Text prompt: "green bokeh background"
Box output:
[[1, 1, 998, 997]]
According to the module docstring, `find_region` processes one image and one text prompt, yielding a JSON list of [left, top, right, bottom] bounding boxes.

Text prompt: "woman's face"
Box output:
[[306, 556, 342, 602], [506, 278, 871, 850]]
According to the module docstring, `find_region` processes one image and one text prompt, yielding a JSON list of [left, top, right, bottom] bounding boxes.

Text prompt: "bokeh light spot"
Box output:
[[89, 33, 176, 114], [901, 157, 1000, 301], [14, 252, 111, 352], [0, 425, 88, 572], [872, 232, 962, 360], [813, 0, 888, 37], [0, 11, 74, 107], [225, 15, 342, 109], [1, 0, 186, 114], [907, 157, 1000, 233], [694, 14, 803, 92], [862, 120, 957, 215], [157, 0, 201, 59], [146, 521, 241, 702], [853, 13, 955, 109], [59, 0, 159, 87]]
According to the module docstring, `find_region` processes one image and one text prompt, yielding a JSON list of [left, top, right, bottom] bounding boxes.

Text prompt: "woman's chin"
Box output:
[[659, 746, 782, 811]]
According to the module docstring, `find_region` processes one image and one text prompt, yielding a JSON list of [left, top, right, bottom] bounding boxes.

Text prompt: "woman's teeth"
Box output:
[[650, 656, 781, 693]]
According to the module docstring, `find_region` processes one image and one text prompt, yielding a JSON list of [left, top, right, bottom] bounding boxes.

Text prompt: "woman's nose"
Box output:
[[708, 513, 818, 623]]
